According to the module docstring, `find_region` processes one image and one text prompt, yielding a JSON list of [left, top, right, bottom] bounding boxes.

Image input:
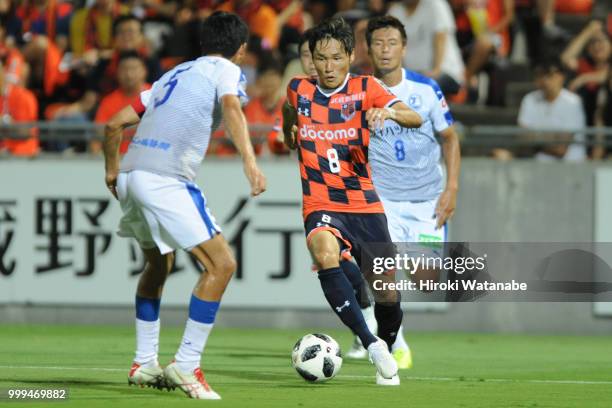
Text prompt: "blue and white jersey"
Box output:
[[120, 56, 247, 182], [370, 69, 454, 202]]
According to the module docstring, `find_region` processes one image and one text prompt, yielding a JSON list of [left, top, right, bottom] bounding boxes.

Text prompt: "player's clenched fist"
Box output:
[[283, 124, 299, 150], [244, 160, 267, 197], [365, 107, 394, 130], [105, 170, 119, 200], [282, 101, 298, 150]]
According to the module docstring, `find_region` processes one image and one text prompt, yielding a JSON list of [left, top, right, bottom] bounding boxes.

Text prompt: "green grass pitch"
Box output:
[[1, 325, 611, 407]]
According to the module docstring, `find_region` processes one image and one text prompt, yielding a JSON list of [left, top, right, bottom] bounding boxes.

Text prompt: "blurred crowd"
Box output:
[[0, 0, 610, 159]]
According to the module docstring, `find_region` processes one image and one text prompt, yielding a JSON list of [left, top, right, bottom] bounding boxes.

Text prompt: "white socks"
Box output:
[[174, 318, 214, 373], [362, 306, 378, 335], [134, 318, 160, 367], [391, 324, 409, 352]]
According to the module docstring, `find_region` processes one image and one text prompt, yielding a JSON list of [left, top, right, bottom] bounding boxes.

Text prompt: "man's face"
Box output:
[[117, 58, 146, 92], [312, 38, 352, 89], [257, 69, 282, 100], [299, 42, 317, 77], [115, 20, 143, 51], [535, 69, 564, 96], [368, 27, 405, 74]]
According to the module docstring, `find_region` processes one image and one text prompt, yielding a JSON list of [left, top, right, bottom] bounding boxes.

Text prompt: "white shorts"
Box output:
[[116, 170, 221, 254], [381, 197, 447, 257]]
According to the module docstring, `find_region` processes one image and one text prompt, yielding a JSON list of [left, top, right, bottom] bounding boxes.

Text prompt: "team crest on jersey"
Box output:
[[297, 95, 311, 117], [408, 93, 423, 109], [341, 101, 356, 121]]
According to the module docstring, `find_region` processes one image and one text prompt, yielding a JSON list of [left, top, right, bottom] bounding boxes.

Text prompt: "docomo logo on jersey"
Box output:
[[299, 124, 358, 141]]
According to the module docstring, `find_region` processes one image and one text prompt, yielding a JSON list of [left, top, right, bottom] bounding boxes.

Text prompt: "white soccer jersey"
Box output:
[[370, 69, 454, 202], [120, 56, 247, 181]]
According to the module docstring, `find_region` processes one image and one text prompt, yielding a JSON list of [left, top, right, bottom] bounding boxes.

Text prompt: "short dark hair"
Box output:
[[113, 15, 142, 36], [117, 50, 145, 65], [365, 15, 407, 47], [200, 11, 249, 58], [534, 58, 565, 77], [308, 17, 354, 56]]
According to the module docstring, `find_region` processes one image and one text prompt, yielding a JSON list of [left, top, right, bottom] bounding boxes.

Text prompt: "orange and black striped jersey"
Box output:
[[286, 74, 400, 219]]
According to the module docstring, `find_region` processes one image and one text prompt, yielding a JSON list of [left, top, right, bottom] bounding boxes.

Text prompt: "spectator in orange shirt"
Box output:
[[217, 0, 279, 48], [0, 23, 26, 86], [243, 55, 288, 155], [92, 51, 150, 154], [52, 15, 161, 120], [18, 0, 73, 98], [0, 61, 39, 156]]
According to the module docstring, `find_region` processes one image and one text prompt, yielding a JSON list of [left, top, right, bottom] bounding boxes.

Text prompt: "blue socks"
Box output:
[[188, 294, 220, 324], [318, 267, 377, 348], [135, 296, 161, 321]]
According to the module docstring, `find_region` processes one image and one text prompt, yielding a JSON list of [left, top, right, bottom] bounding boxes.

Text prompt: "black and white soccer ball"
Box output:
[[291, 333, 343, 382]]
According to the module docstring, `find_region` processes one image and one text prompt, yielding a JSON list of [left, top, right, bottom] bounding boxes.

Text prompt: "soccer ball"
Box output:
[[291, 333, 343, 382]]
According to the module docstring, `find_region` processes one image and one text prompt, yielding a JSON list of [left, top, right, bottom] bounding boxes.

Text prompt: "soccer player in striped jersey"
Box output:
[[103, 12, 266, 399], [283, 17, 423, 385], [344, 15, 461, 368]]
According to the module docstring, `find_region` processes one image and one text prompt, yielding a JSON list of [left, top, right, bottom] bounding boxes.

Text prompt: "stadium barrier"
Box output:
[[1, 122, 612, 150], [1, 132, 612, 333]]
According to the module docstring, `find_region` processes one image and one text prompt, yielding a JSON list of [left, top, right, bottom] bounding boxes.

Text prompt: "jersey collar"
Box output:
[[315, 73, 350, 98]]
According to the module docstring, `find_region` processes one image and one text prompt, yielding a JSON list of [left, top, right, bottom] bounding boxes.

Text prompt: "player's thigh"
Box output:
[[304, 211, 354, 269], [190, 233, 236, 276], [129, 171, 222, 253], [308, 230, 342, 269]]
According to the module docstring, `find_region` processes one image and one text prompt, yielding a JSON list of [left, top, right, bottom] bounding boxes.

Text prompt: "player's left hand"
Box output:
[[365, 108, 390, 130], [105, 171, 119, 200], [434, 188, 457, 229]]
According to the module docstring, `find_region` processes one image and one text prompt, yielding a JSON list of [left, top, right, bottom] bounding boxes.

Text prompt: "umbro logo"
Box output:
[[335, 300, 350, 312]]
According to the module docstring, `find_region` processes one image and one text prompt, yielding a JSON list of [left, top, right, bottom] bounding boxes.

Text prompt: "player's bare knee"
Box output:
[[312, 249, 339, 270], [221, 257, 237, 277], [211, 255, 236, 280]]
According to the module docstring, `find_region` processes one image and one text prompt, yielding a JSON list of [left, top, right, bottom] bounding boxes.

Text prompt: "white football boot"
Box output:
[[128, 362, 165, 389], [163, 361, 221, 400], [367, 337, 398, 380], [376, 372, 400, 386]]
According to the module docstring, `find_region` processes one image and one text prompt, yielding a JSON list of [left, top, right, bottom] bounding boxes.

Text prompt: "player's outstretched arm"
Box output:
[[282, 101, 298, 150], [435, 125, 461, 229], [221, 94, 267, 197], [366, 101, 423, 130], [103, 105, 141, 199]]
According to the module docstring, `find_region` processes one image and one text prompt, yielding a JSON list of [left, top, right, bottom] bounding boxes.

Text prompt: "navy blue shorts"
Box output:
[[304, 210, 396, 270]]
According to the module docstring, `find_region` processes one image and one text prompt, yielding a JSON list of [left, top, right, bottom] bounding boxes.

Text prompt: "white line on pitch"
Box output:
[[1, 365, 611, 386]]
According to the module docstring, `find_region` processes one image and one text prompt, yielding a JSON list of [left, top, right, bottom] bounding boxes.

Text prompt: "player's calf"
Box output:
[[310, 231, 378, 349]]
